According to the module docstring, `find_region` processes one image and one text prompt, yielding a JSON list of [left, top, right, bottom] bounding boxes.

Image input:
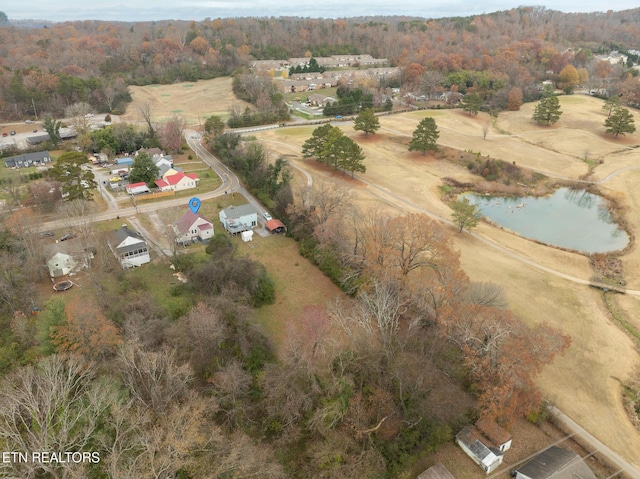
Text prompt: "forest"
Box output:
[[0, 7, 640, 119], [0, 7, 637, 478]]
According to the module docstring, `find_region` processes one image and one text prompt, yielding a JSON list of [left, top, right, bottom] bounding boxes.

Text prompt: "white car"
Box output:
[[263, 212, 272, 222]]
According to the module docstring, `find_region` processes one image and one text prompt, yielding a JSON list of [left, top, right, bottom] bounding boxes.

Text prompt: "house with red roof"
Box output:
[[125, 182, 150, 195], [173, 210, 214, 245], [154, 171, 199, 192]]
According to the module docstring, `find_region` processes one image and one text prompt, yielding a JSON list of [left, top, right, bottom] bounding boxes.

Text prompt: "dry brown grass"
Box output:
[[120, 77, 253, 126], [254, 97, 640, 467]]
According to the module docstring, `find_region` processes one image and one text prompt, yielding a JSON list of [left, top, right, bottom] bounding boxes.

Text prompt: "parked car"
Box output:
[[33, 129, 37, 133], [263, 212, 273, 222], [10, 131, 16, 135], [1, 133, 7, 137], [39, 231, 54, 238], [59, 233, 75, 241], [25, 120, 34, 124]]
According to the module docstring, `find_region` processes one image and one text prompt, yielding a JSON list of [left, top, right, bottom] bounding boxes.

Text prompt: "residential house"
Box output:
[[455, 426, 505, 474], [137, 147, 164, 158], [250, 59, 291, 71], [417, 464, 456, 479], [154, 172, 199, 192], [4, 151, 51, 168], [514, 446, 597, 479], [153, 154, 174, 170], [108, 226, 150, 269], [156, 163, 182, 179], [307, 93, 336, 108], [47, 252, 80, 278], [219, 204, 257, 234], [173, 210, 214, 244]]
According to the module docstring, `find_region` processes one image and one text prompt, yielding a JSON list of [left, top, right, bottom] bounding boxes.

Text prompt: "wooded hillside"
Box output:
[[1, 7, 639, 119]]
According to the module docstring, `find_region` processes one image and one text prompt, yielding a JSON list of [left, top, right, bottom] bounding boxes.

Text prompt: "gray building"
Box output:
[[219, 204, 257, 234], [4, 151, 51, 168]]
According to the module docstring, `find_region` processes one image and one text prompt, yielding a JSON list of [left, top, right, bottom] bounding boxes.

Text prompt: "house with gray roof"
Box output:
[[514, 446, 597, 479], [108, 226, 150, 269], [4, 151, 51, 168], [219, 204, 257, 234]]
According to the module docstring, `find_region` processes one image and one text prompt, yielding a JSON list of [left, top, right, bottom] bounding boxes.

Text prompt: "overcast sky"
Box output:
[[4, 1, 639, 22]]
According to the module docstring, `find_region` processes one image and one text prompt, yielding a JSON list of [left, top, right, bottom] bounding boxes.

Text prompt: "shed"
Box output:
[[125, 182, 150, 195], [265, 219, 287, 234], [514, 446, 597, 479], [456, 427, 504, 473], [116, 157, 134, 166], [476, 418, 512, 452], [241, 230, 253, 242]]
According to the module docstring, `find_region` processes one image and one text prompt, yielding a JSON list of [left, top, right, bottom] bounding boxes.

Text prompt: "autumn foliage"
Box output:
[[51, 296, 122, 358]]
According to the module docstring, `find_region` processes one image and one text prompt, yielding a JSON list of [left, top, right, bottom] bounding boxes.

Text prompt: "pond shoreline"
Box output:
[[443, 179, 634, 257]]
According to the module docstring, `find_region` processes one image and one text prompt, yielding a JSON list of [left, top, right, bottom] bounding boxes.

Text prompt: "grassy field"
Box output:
[[253, 95, 640, 466], [120, 77, 254, 126]]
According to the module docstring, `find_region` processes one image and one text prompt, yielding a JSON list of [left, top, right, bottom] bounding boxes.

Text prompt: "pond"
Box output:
[[464, 188, 629, 253]]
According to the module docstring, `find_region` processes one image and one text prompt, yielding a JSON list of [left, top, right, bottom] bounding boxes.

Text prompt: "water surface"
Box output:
[[464, 188, 629, 253]]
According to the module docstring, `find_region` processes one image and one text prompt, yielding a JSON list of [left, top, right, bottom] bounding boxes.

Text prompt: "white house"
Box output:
[[108, 226, 150, 269], [47, 252, 79, 278], [456, 426, 504, 474], [155, 172, 199, 192], [173, 210, 214, 244], [219, 204, 257, 234]]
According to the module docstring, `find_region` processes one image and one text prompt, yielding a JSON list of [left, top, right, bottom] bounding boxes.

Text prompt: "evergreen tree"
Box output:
[[532, 96, 562, 125], [461, 92, 483, 115], [42, 116, 62, 146], [602, 96, 620, 117], [338, 137, 366, 178], [604, 107, 636, 137], [129, 152, 160, 187], [301, 124, 333, 159], [409, 117, 439, 155], [50, 152, 97, 201], [353, 108, 380, 136]]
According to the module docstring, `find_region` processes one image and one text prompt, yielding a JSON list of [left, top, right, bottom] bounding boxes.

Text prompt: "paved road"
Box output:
[[549, 406, 640, 478]]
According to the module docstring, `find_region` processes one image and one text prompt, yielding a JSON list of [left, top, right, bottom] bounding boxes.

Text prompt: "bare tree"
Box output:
[[64, 102, 94, 134], [117, 341, 192, 413], [0, 355, 114, 479], [138, 101, 155, 138]]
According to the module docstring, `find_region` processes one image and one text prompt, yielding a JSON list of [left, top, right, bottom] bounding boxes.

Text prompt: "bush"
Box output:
[[251, 267, 276, 307]]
